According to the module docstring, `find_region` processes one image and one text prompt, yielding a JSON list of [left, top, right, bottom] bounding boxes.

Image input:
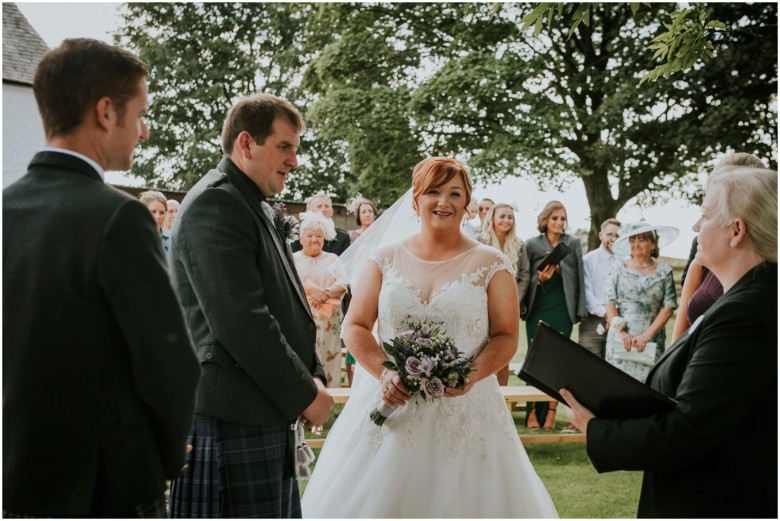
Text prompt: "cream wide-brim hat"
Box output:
[[612, 221, 680, 256]]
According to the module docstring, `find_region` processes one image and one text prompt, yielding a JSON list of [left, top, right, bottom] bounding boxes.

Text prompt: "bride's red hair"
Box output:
[[411, 157, 473, 213]]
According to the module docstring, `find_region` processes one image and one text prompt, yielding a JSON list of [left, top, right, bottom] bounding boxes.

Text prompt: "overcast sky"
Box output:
[[14, 2, 702, 257]]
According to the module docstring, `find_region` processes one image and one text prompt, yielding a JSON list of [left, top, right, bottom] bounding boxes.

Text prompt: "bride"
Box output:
[[301, 157, 558, 518]]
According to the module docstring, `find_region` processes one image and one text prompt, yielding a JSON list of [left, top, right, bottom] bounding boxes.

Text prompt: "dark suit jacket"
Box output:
[[291, 227, 350, 255], [3, 151, 200, 517], [170, 158, 325, 429], [523, 233, 587, 323], [587, 263, 777, 518]]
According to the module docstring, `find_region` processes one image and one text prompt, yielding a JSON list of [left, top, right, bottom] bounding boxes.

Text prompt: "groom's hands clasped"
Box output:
[[302, 377, 335, 427]]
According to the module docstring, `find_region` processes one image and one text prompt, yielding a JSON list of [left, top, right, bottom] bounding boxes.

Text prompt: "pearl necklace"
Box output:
[[633, 259, 655, 268]]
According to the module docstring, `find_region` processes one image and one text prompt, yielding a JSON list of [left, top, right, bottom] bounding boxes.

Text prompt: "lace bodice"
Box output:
[[301, 240, 559, 518], [370, 242, 514, 359]]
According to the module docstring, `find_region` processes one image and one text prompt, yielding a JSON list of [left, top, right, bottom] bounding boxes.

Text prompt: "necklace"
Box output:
[[633, 259, 655, 268]]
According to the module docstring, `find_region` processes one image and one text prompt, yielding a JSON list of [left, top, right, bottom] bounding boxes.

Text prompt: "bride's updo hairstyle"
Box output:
[[411, 156, 473, 213]]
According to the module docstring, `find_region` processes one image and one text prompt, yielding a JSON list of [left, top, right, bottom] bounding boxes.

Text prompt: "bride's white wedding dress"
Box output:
[[301, 242, 558, 518]]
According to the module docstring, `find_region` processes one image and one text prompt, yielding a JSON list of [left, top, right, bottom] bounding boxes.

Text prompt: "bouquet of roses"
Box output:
[[370, 319, 474, 426]]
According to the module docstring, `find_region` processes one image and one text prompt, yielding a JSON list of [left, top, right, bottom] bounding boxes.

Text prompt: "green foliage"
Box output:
[[116, 2, 776, 247], [516, 2, 731, 84]]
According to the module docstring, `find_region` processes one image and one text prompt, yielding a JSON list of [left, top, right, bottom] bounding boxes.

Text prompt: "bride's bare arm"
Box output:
[[448, 269, 519, 394], [343, 262, 411, 404], [342, 263, 382, 375]]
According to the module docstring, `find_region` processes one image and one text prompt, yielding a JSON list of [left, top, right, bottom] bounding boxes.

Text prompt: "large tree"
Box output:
[[303, 2, 776, 245], [116, 3, 776, 245], [114, 2, 352, 200]]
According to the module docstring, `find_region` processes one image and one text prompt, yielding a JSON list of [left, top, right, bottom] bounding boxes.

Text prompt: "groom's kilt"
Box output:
[[168, 415, 301, 518]]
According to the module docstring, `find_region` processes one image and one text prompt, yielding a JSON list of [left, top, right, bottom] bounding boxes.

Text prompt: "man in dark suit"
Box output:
[[290, 193, 351, 255], [3, 39, 200, 518], [167, 93, 334, 518]]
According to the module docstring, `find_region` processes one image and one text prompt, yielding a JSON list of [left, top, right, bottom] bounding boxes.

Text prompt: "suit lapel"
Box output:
[[218, 159, 312, 319]]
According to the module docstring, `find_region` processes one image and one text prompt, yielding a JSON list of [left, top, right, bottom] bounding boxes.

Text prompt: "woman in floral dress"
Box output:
[[604, 222, 678, 382]]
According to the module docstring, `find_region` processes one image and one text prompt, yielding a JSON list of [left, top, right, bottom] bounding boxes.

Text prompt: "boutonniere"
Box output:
[[271, 201, 300, 241]]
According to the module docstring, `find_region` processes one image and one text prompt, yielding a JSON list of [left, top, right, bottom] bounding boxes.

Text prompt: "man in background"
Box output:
[[3, 38, 199, 518], [291, 192, 351, 255], [580, 218, 622, 358]]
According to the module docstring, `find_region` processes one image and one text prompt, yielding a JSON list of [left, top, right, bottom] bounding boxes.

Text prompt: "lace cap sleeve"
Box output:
[[367, 243, 394, 275], [485, 249, 516, 287]]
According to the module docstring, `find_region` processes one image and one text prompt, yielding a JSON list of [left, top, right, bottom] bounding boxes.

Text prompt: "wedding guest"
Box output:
[[345, 196, 378, 385], [562, 166, 777, 518], [294, 212, 349, 388], [348, 196, 377, 243], [461, 199, 481, 238], [139, 190, 169, 255], [478, 203, 530, 384], [291, 193, 350, 255], [3, 38, 199, 518], [580, 218, 622, 358], [167, 93, 334, 517], [604, 222, 678, 383], [477, 197, 495, 229], [164, 198, 180, 232], [521, 201, 586, 431], [672, 152, 765, 341]]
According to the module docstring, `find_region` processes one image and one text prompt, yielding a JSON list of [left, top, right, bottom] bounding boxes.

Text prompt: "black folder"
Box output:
[[518, 322, 676, 418], [537, 241, 571, 270]]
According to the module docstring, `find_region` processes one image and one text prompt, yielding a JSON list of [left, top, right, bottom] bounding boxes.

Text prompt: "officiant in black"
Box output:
[[561, 165, 777, 518]]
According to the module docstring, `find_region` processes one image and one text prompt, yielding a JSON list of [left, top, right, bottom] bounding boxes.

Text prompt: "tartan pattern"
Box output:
[[169, 415, 301, 518]]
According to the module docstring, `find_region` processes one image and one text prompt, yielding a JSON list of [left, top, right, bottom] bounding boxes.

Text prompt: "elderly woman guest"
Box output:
[[562, 166, 777, 518], [479, 203, 530, 385], [521, 201, 586, 431], [604, 222, 678, 383], [293, 212, 348, 388], [138, 190, 169, 255], [348, 197, 378, 244]]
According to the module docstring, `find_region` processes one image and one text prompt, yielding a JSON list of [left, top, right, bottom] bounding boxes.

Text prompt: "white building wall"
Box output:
[[3, 82, 46, 188]]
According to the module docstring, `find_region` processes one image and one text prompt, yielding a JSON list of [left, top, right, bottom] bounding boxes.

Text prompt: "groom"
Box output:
[[168, 93, 334, 517]]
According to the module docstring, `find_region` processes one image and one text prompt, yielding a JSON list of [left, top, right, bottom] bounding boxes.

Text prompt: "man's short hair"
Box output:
[[221, 93, 306, 155], [306, 192, 332, 210], [33, 38, 148, 139], [600, 218, 621, 230]]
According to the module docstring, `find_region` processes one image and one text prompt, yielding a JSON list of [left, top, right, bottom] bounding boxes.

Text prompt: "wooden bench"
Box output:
[[305, 385, 586, 447]]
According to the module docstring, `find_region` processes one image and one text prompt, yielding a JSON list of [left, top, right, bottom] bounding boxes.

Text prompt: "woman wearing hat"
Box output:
[[604, 221, 678, 382], [293, 211, 349, 387]]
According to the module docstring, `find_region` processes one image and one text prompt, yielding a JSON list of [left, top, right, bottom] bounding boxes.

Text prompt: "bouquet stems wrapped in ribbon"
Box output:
[[370, 320, 474, 426]]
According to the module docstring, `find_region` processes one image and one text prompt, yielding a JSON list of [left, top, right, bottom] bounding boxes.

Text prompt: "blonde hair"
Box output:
[[707, 166, 777, 263], [480, 203, 522, 270], [138, 190, 167, 210], [411, 157, 472, 213], [713, 152, 765, 171]]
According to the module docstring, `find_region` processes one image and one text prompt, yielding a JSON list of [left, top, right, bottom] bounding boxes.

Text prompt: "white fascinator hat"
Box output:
[[613, 221, 679, 256], [298, 211, 337, 241]]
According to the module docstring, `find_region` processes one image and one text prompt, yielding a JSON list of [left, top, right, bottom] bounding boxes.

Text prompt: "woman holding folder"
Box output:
[[561, 166, 777, 518], [522, 201, 586, 431]]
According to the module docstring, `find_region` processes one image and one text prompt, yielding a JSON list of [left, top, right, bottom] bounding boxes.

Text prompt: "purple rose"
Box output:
[[404, 356, 423, 379], [422, 377, 445, 399]]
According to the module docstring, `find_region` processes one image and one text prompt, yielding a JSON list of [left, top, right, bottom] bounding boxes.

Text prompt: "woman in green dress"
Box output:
[[521, 201, 586, 430]]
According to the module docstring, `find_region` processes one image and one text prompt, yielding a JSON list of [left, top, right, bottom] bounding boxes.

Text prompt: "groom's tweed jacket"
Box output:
[[170, 157, 325, 427]]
